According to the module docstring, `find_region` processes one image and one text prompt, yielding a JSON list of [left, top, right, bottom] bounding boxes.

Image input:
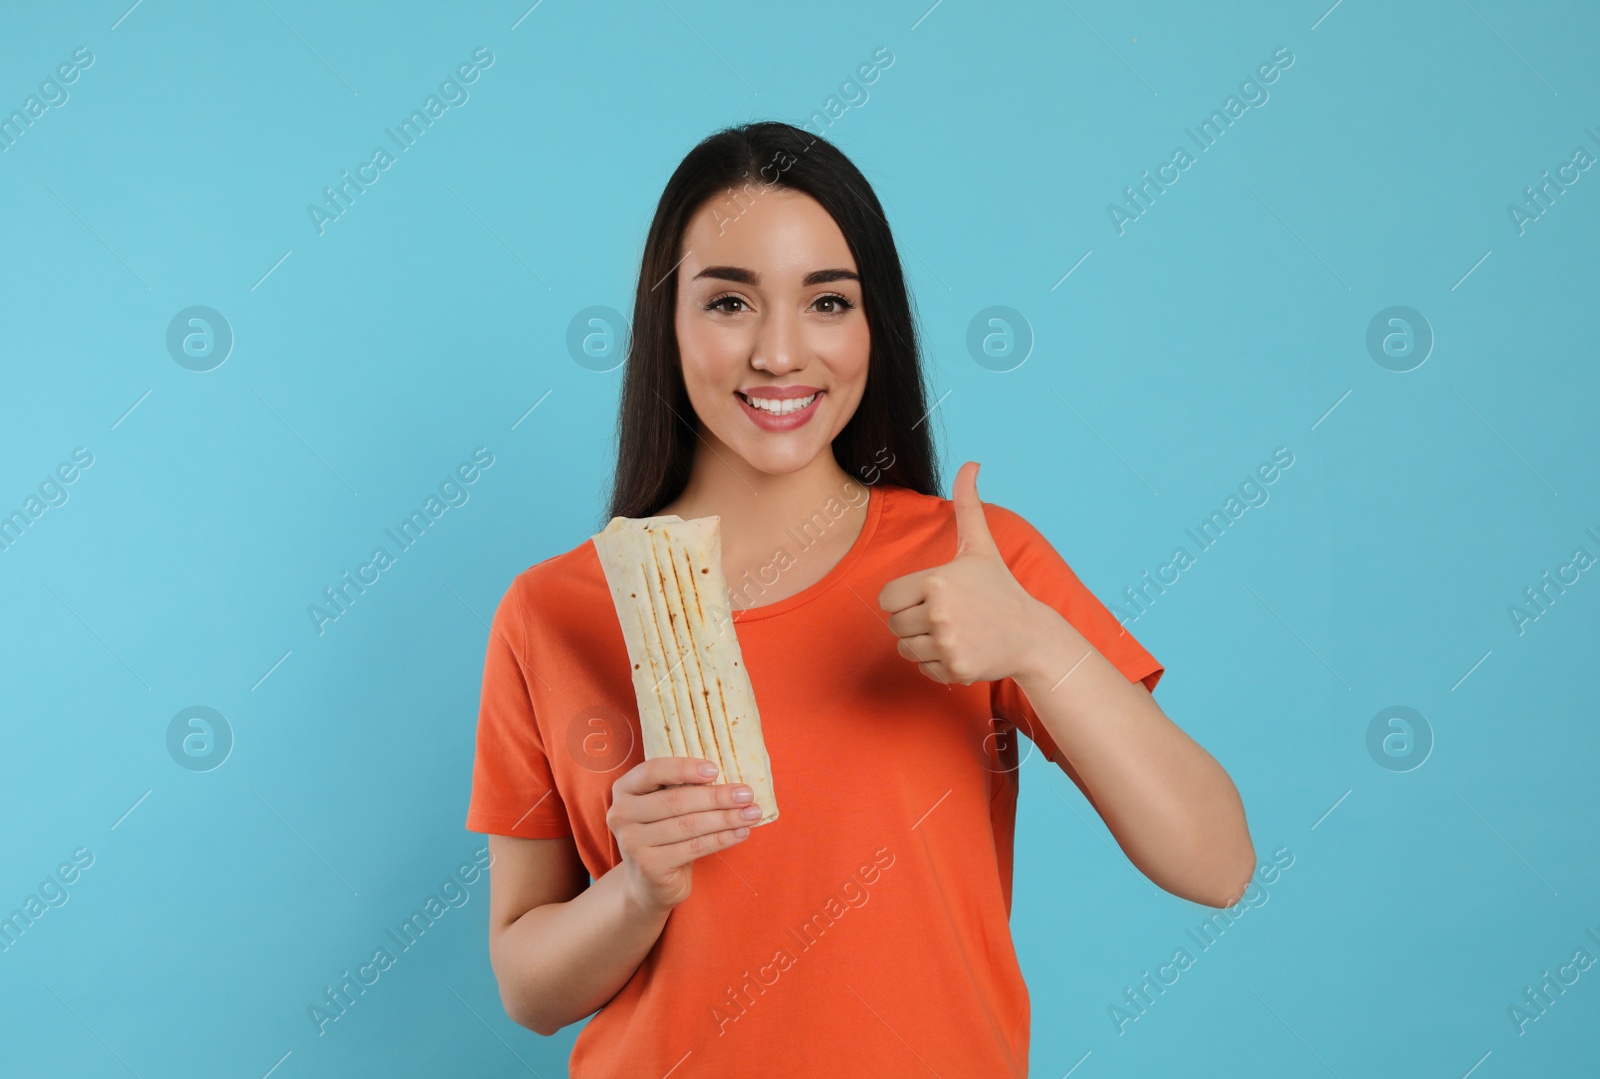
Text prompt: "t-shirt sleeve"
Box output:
[[986, 505, 1164, 799], [464, 572, 575, 839]]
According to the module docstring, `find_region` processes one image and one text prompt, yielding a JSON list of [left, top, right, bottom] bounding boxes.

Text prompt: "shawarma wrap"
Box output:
[[591, 514, 778, 825]]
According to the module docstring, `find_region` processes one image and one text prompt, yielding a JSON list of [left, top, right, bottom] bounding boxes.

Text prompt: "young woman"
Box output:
[[466, 121, 1253, 1076]]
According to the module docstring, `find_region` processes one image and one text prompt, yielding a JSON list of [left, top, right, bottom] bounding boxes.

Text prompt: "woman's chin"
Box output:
[[725, 437, 824, 478]]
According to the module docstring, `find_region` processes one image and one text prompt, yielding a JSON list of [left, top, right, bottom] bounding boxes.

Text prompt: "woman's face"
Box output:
[[673, 186, 870, 477]]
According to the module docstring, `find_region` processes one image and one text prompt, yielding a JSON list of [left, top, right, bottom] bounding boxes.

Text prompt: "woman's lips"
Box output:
[[736, 390, 823, 431]]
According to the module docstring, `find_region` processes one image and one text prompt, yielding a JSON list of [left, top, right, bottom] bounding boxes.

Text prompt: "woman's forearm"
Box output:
[[1015, 605, 1255, 908], [492, 864, 671, 1036]]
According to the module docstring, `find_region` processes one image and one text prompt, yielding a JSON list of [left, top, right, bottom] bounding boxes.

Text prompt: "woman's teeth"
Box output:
[[743, 393, 817, 414]]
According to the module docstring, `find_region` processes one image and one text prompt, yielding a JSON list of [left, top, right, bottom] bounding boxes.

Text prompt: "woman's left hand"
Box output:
[[878, 461, 1055, 685]]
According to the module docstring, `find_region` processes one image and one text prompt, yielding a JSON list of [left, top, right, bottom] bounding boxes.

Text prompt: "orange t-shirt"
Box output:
[[465, 480, 1163, 1077]]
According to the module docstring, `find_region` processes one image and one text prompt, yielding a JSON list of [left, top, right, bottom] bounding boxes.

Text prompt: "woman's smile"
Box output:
[[735, 385, 824, 431]]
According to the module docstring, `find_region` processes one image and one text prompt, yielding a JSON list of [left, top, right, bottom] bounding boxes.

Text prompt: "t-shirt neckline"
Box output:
[[729, 481, 889, 623]]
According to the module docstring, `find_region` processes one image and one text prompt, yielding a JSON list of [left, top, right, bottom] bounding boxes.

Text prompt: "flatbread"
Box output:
[[591, 514, 779, 825]]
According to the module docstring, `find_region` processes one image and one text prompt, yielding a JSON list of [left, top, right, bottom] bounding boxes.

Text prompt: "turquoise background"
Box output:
[[3, 0, 1598, 1075]]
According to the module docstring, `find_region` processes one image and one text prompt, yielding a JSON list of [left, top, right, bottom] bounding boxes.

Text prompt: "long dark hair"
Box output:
[[602, 120, 941, 523]]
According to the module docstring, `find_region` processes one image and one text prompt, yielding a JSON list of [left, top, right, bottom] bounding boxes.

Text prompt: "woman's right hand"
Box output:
[[607, 757, 761, 917]]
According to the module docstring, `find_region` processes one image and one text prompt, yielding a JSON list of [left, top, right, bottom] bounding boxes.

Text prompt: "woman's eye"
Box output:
[[705, 293, 855, 315]]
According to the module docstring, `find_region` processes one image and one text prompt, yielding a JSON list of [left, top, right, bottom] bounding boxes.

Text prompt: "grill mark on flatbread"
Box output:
[[679, 546, 724, 755], [634, 602, 679, 757], [684, 547, 706, 625], [713, 673, 744, 782], [676, 544, 733, 776], [684, 534, 746, 791], [631, 555, 681, 758], [646, 531, 703, 757], [668, 543, 728, 774], [661, 529, 724, 772]]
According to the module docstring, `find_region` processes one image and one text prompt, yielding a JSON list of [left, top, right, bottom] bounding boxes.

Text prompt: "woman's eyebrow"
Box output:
[[692, 266, 860, 286]]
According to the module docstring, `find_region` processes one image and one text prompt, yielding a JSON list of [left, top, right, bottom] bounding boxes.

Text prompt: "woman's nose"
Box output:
[[751, 309, 804, 374]]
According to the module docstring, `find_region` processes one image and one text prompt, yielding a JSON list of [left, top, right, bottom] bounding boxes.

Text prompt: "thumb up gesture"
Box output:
[[877, 462, 1053, 685]]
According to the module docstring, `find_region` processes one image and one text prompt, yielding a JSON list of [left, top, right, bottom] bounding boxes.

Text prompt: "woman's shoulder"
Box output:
[[494, 531, 608, 622]]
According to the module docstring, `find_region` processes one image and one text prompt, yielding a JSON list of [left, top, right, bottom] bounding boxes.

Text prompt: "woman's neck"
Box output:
[[656, 435, 869, 571]]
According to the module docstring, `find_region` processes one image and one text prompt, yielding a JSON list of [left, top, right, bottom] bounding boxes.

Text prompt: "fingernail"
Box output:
[[732, 786, 753, 803], [740, 805, 762, 820], [698, 762, 718, 777]]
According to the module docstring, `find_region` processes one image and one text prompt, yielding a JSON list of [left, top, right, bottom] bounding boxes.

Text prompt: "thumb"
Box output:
[[953, 461, 999, 558]]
